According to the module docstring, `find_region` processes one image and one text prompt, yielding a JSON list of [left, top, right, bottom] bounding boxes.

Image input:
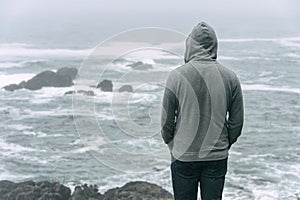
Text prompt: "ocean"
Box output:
[[0, 28, 300, 200]]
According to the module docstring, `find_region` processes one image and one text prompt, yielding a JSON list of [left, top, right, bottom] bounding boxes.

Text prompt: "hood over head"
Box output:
[[184, 22, 218, 63]]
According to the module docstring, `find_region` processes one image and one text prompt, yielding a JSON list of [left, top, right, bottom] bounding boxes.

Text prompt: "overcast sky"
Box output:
[[1, 0, 299, 46]]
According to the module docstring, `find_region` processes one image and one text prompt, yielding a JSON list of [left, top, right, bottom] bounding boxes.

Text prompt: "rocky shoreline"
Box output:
[[0, 180, 173, 200]]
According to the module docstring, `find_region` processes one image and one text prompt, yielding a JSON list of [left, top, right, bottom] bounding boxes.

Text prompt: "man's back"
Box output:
[[161, 22, 244, 161], [161, 21, 244, 200]]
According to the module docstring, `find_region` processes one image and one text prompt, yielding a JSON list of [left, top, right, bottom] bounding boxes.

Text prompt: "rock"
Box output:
[[127, 61, 152, 70], [3, 83, 22, 91], [56, 67, 78, 80], [118, 85, 133, 92], [97, 80, 113, 92], [24, 70, 73, 90], [0, 180, 172, 200], [24, 71, 57, 90], [64, 90, 95, 96], [103, 181, 173, 200], [65, 91, 76, 95], [3, 67, 78, 91], [38, 192, 63, 200], [77, 90, 95, 96], [70, 184, 103, 200], [0, 180, 71, 200]]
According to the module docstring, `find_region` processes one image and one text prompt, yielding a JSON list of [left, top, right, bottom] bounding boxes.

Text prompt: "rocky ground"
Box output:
[[0, 180, 173, 200]]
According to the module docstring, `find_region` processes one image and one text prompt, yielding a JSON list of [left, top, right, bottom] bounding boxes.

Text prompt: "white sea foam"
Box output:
[[123, 49, 181, 63], [0, 138, 35, 154], [23, 108, 73, 117], [0, 73, 35, 88], [6, 124, 32, 131], [220, 36, 300, 49], [22, 131, 47, 137], [0, 59, 47, 69], [242, 84, 300, 94], [287, 53, 300, 59], [30, 86, 75, 104], [220, 36, 300, 43], [135, 83, 162, 91], [0, 43, 92, 59], [218, 56, 265, 61]]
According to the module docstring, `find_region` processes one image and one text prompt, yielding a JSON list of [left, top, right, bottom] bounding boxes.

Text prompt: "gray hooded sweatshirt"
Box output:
[[161, 22, 244, 161]]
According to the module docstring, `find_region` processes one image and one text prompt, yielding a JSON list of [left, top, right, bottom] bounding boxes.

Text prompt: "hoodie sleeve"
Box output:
[[161, 72, 178, 144], [227, 77, 244, 147]]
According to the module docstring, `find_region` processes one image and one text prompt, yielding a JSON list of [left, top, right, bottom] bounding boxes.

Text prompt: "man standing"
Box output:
[[161, 22, 244, 200]]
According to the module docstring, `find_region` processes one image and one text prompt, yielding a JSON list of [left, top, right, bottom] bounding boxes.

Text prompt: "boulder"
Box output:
[[56, 67, 78, 80], [70, 184, 103, 200], [97, 80, 113, 92], [0, 180, 71, 200], [127, 61, 152, 70], [103, 181, 173, 200], [64, 90, 95, 96], [0, 180, 172, 200], [64, 91, 76, 95], [3, 83, 23, 91], [118, 85, 133, 92], [77, 90, 95, 96], [3, 67, 78, 91], [24, 70, 73, 90]]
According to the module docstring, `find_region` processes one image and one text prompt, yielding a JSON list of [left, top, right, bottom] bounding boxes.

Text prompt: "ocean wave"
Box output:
[[242, 84, 300, 94], [6, 124, 33, 131], [124, 49, 181, 63], [0, 59, 47, 69], [0, 43, 92, 59], [220, 36, 300, 43], [218, 56, 262, 61], [29, 86, 75, 103], [220, 36, 300, 49], [0, 138, 35, 153]]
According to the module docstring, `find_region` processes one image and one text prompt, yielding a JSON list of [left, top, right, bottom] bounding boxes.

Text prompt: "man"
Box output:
[[161, 22, 244, 200]]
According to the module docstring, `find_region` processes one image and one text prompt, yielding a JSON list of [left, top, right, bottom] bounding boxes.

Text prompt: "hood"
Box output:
[[184, 22, 218, 63]]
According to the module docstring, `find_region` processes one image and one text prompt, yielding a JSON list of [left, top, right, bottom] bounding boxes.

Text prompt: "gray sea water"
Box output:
[[0, 32, 300, 200]]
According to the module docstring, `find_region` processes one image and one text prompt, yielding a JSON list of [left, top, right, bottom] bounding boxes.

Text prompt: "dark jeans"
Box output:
[[171, 158, 228, 200]]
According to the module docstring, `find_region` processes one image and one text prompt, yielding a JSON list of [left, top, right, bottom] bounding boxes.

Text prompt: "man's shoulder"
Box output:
[[215, 62, 239, 81], [169, 63, 193, 76]]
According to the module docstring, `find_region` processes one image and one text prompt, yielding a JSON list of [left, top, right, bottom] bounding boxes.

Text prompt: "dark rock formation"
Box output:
[[3, 67, 78, 91], [64, 91, 76, 95], [103, 181, 173, 200], [70, 184, 103, 200], [0, 180, 71, 200], [77, 90, 95, 96], [64, 90, 95, 96], [56, 67, 78, 80], [0, 180, 173, 200], [97, 80, 113, 92], [118, 85, 133, 92], [127, 61, 152, 70], [3, 84, 22, 91]]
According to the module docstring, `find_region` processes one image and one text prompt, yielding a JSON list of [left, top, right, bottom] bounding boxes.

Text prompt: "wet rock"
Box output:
[[0, 180, 71, 200], [103, 181, 173, 200], [70, 184, 103, 200], [64, 90, 95, 96], [77, 90, 95, 96], [127, 61, 152, 70], [56, 67, 78, 80], [3, 67, 78, 91], [119, 85, 133, 92], [0, 180, 172, 200], [97, 80, 113, 92], [64, 91, 76, 95], [3, 83, 22, 91]]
